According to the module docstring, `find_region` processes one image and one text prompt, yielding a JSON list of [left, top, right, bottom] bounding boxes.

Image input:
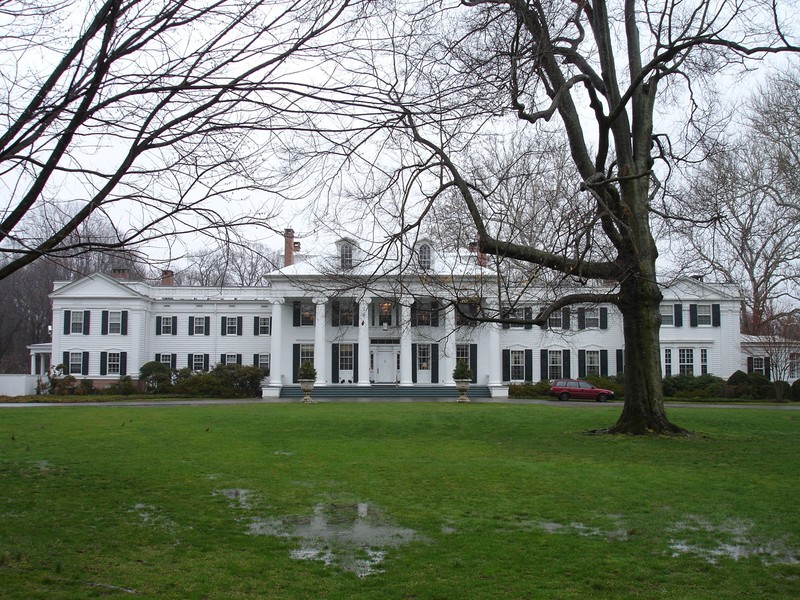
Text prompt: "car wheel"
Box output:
[[597, 393, 608, 403], [559, 392, 570, 401]]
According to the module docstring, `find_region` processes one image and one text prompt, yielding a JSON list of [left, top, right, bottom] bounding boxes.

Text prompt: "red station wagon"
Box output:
[[549, 379, 614, 402]]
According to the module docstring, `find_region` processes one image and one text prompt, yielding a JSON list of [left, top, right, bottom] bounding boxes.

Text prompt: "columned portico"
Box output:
[[357, 296, 372, 385], [314, 297, 328, 385], [399, 299, 413, 386], [443, 304, 456, 385], [268, 298, 285, 390]]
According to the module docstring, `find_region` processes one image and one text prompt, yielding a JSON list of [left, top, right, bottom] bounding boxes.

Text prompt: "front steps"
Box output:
[[278, 383, 492, 399]]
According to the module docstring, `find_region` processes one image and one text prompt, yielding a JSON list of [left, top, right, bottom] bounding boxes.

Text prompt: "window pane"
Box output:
[[226, 317, 237, 335], [69, 352, 82, 374], [259, 317, 271, 335], [108, 352, 120, 374], [109, 311, 121, 334], [679, 348, 694, 376], [193, 355, 205, 370], [258, 354, 270, 372], [339, 343, 354, 370], [417, 344, 430, 371], [71, 312, 84, 334], [697, 304, 712, 325], [301, 303, 315, 326], [510, 350, 525, 381], [659, 305, 674, 326], [194, 317, 205, 335], [584, 308, 599, 329], [161, 316, 172, 335], [586, 350, 600, 376], [548, 350, 562, 380]]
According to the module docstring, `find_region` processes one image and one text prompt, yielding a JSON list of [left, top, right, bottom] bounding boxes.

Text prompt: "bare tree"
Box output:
[[0, 0, 359, 281], [179, 241, 281, 286], [289, 0, 799, 433]]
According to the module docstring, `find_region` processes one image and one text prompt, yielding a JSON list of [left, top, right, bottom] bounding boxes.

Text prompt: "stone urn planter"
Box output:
[[298, 362, 317, 403], [453, 361, 473, 403]]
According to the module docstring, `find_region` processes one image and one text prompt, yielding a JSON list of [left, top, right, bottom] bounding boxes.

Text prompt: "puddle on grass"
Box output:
[[536, 515, 629, 541], [214, 488, 254, 510], [668, 516, 800, 565], [248, 502, 419, 576], [128, 503, 177, 531]]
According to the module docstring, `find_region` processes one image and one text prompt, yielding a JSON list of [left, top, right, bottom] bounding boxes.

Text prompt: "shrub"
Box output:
[[77, 379, 96, 395], [104, 376, 137, 395], [453, 360, 473, 380], [772, 380, 792, 402], [174, 372, 226, 397], [298, 361, 317, 380], [172, 364, 265, 398], [585, 375, 625, 398], [139, 361, 174, 394], [662, 374, 725, 399], [47, 365, 79, 395], [508, 380, 551, 399], [727, 370, 750, 386]]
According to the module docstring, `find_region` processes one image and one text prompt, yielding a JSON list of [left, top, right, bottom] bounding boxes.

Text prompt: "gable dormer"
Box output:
[[335, 238, 358, 271], [416, 239, 433, 271]]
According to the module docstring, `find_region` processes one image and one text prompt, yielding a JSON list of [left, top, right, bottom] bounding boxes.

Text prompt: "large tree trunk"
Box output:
[[598, 277, 688, 435]]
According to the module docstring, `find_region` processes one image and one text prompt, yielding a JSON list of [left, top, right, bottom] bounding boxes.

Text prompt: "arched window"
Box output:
[[418, 243, 431, 270], [340, 243, 353, 270]]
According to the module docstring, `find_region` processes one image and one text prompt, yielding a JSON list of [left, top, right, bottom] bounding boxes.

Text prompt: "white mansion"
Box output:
[[27, 230, 750, 398]]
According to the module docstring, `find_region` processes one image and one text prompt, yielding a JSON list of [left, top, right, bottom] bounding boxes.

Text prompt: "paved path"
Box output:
[[1, 398, 799, 409]]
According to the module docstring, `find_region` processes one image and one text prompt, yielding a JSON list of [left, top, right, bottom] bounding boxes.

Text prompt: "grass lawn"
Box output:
[[1, 402, 798, 599]]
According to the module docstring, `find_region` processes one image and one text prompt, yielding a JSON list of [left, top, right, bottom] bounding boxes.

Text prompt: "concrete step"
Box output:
[[279, 384, 491, 399]]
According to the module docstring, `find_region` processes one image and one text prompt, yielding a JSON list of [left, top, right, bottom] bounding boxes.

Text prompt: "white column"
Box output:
[[30, 353, 37, 375], [399, 299, 413, 386], [358, 296, 372, 386], [314, 297, 328, 385], [443, 304, 456, 385], [488, 321, 502, 387], [269, 298, 285, 388]]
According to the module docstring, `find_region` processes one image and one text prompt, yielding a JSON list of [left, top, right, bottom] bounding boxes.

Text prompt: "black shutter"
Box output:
[[470, 344, 478, 384], [331, 344, 340, 383], [562, 350, 571, 378], [431, 302, 440, 327], [220, 354, 226, 365], [101, 311, 109, 335], [155, 353, 161, 362], [353, 344, 359, 382], [577, 308, 586, 330], [578, 350, 586, 378], [765, 357, 772, 381], [410, 302, 418, 327], [331, 301, 340, 327], [524, 307, 533, 330], [83, 311, 90, 335], [171, 354, 177, 369], [172, 316, 177, 335], [616, 349, 625, 375], [254, 353, 259, 366], [431, 344, 439, 383], [502, 349, 510, 382], [411, 344, 417, 383], [562, 307, 570, 330], [189, 316, 195, 335], [712, 304, 721, 327], [204, 316, 210, 335], [254, 316, 260, 336], [600, 308, 608, 330], [524, 349, 533, 382], [293, 301, 301, 327], [292, 344, 300, 383], [502, 308, 510, 329], [689, 304, 698, 327], [236, 316, 242, 336], [156, 316, 162, 335], [221, 316, 227, 336], [674, 304, 683, 327], [600, 350, 609, 376], [121, 311, 128, 335], [120, 353, 127, 376], [63, 310, 71, 335], [747, 356, 754, 373], [100, 352, 107, 375], [188, 354, 194, 369], [236, 354, 242, 365], [203, 354, 209, 372], [62, 351, 69, 370], [81, 351, 89, 375], [540, 349, 548, 381]]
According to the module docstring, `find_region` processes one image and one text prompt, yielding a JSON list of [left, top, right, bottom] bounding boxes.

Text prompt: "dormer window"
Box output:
[[340, 242, 353, 270], [418, 243, 431, 270]]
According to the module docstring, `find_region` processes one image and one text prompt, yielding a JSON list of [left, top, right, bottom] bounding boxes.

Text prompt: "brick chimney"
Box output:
[[284, 228, 295, 267], [160, 269, 175, 286], [110, 268, 130, 281], [468, 241, 487, 268]]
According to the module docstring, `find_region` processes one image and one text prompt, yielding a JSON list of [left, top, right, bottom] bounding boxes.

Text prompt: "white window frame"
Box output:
[[659, 305, 674, 326], [377, 301, 393, 326], [193, 316, 206, 335], [456, 344, 470, 364], [752, 356, 765, 376], [161, 316, 173, 335], [664, 348, 672, 377], [258, 317, 271, 335], [107, 352, 121, 375], [340, 243, 353, 270], [585, 350, 600, 376], [700, 348, 708, 375], [160, 354, 173, 368], [225, 316, 238, 335], [225, 353, 238, 365], [509, 307, 525, 329], [417, 344, 431, 371], [547, 309, 562, 329], [300, 344, 314, 367], [584, 308, 600, 329], [258, 354, 271, 372], [108, 311, 122, 334], [419, 244, 431, 270], [338, 301, 355, 326], [339, 343, 354, 371], [192, 354, 206, 371], [697, 304, 712, 326], [510, 350, 525, 381], [71, 311, 84, 334], [548, 350, 563, 380], [679, 348, 694, 376], [790, 353, 799, 380], [300, 302, 315, 327], [69, 352, 83, 374]]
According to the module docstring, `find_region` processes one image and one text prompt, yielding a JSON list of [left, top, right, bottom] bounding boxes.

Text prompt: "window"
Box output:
[[71, 311, 84, 334], [701, 348, 708, 375], [225, 353, 238, 365], [679, 348, 694, 376], [300, 344, 314, 367], [790, 353, 800, 380], [456, 344, 470, 364], [335, 301, 355, 327], [510, 350, 525, 381], [548, 350, 563, 380], [161, 316, 173, 335], [417, 344, 431, 370], [697, 304, 712, 326], [258, 317, 271, 335], [339, 343, 354, 371], [192, 354, 206, 371], [378, 302, 393, 326], [584, 308, 600, 329], [193, 316, 206, 335], [340, 243, 353, 270], [455, 302, 479, 326], [107, 352, 121, 375], [69, 352, 83, 374], [659, 305, 674, 326], [226, 317, 238, 335], [419, 243, 431, 270], [300, 302, 315, 326], [108, 311, 122, 334], [509, 307, 525, 329], [585, 350, 600, 376], [258, 354, 271, 372], [752, 356, 766, 376], [412, 301, 434, 326], [547, 309, 562, 329], [664, 348, 672, 377], [160, 354, 173, 368]]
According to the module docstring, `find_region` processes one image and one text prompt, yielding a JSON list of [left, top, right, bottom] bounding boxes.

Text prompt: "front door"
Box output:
[[374, 348, 397, 383]]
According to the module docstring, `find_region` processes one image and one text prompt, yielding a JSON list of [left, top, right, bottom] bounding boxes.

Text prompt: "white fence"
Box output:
[[0, 374, 40, 397]]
